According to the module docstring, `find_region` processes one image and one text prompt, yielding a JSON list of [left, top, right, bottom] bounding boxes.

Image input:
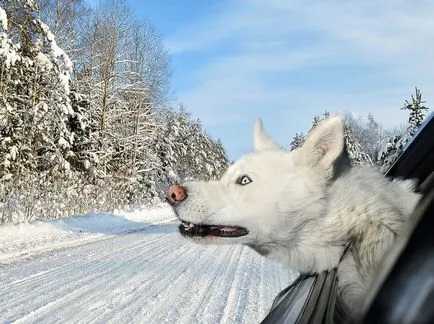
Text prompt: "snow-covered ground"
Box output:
[[0, 205, 298, 324]]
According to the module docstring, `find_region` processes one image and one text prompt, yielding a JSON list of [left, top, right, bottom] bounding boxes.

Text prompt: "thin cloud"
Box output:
[[166, 0, 434, 158]]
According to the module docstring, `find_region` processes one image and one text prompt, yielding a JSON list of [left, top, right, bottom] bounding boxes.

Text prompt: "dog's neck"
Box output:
[[249, 207, 349, 274], [250, 167, 414, 274]]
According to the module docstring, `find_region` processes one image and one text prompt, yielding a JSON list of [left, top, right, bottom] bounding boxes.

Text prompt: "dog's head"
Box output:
[[168, 117, 346, 251]]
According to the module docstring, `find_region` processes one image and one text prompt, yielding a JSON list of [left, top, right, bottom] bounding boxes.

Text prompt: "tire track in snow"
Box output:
[[2, 229, 179, 322], [194, 245, 247, 324], [14, 238, 189, 324], [94, 241, 211, 323], [1, 223, 297, 324], [219, 247, 254, 324], [146, 244, 242, 324], [3, 233, 165, 298]]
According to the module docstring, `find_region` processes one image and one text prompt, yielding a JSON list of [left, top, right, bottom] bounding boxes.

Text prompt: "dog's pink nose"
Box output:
[[168, 185, 187, 204]]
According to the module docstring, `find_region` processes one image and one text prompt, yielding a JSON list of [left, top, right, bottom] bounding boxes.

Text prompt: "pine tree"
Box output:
[[376, 134, 410, 173], [343, 112, 394, 163], [378, 88, 430, 173], [1, 1, 76, 179], [401, 87, 429, 136], [0, 1, 93, 222], [148, 107, 229, 201], [301, 111, 373, 166], [344, 124, 373, 166], [289, 133, 305, 151]]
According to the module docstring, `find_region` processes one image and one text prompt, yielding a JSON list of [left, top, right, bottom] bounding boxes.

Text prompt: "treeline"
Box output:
[[0, 0, 229, 223], [290, 87, 430, 172]]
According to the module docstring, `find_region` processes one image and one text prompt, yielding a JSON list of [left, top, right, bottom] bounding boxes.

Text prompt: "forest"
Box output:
[[0, 0, 229, 223]]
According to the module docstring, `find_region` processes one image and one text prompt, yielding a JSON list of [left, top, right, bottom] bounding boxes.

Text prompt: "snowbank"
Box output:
[[0, 204, 176, 263]]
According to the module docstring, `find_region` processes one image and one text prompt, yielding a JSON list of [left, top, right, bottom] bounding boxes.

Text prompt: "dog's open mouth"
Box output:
[[179, 221, 248, 238]]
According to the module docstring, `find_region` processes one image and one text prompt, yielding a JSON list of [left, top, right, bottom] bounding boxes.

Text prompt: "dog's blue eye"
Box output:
[[236, 175, 252, 185]]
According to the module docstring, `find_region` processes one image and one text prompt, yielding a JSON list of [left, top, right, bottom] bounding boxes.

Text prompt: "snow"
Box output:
[[58, 136, 70, 148], [0, 205, 297, 323], [0, 204, 170, 262], [0, 33, 20, 68], [25, 0, 36, 8], [37, 19, 73, 93], [0, 7, 7, 30], [35, 52, 53, 70]]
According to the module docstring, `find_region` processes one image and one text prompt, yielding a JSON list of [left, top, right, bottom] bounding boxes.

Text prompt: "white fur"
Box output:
[[172, 116, 420, 312]]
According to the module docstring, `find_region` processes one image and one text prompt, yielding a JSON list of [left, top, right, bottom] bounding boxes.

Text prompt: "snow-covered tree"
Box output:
[[0, 1, 98, 222], [298, 111, 373, 166], [36, 0, 90, 60], [377, 88, 430, 173], [289, 133, 305, 151], [343, 113, 389, 162], [155, 107, 229, 189], [344, 124, 373, 166], [376, 134, 410, 173], [401, 87, 429, 136], [186, 119, 229, 180], [0, 0, 77, 179]]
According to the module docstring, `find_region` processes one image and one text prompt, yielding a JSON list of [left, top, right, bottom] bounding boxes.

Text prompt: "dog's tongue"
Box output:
[[219, 226, 237, 232]]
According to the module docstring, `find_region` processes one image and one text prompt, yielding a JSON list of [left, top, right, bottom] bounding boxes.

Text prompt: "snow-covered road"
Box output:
[[0, 206, 297, 324]]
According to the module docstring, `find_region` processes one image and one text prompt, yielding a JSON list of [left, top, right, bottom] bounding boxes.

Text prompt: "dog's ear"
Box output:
[[299, 116, 345, 175], [253, 119, 282, 152]]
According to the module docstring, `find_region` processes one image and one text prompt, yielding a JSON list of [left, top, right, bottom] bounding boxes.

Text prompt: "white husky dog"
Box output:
[[167, 116, 420, 312]]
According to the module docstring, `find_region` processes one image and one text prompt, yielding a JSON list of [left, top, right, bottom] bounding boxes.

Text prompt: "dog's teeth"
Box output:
[[182, 222, 195, 229]]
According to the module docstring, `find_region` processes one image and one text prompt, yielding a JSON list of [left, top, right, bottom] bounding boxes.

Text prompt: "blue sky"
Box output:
[[94, 0, 434, 160]]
